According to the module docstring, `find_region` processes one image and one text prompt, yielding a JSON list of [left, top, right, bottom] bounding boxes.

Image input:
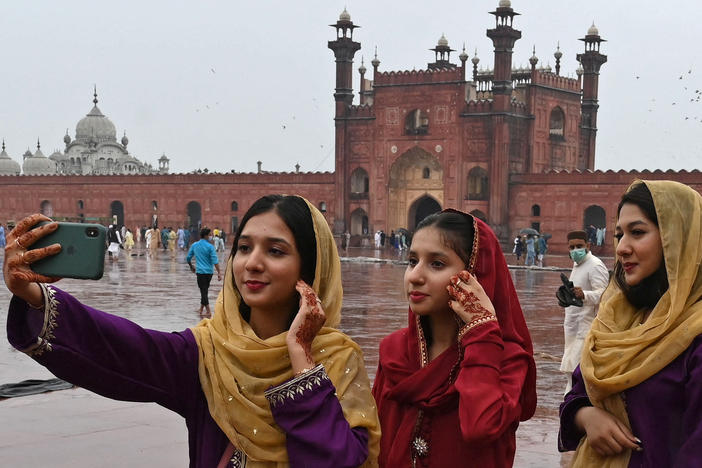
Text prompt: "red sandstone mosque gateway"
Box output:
[[0, 2, 700, 255]]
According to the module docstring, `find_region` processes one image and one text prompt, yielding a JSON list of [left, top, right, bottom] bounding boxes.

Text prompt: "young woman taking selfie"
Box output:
[[3, 195, 380, 467]]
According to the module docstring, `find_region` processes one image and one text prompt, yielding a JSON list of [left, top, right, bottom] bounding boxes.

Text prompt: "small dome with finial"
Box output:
[[459, 44, 468, 62], [471, 49, 480, 65], [587, 22, 599, 36], [529, 46, 539, 67], [499, 0, 511, 7], [122, 131, 129, 147], [358, 57, 367, 74], [64, 130, 71, 145], [371, 47, 380, 68], [23, 140, 57, 175], [437, 34, 449, 47], [0, 140, 21, 176], [576, 63, 584, 76], [554, 43, 563, 60], [339, 8, 351, 22]]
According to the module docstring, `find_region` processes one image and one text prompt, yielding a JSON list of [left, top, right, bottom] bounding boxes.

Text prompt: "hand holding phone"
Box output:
[[29, 222, 107, 280], [2, 214, 62, 307]]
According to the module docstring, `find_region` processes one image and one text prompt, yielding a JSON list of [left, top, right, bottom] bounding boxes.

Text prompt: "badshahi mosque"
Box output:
[[0, 89, 168, 176]]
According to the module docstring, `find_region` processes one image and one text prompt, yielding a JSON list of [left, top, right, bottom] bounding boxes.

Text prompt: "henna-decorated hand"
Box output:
[[286, 280, 326, 373], [447, 270, 496, 325], [2, 214, 62, 307]]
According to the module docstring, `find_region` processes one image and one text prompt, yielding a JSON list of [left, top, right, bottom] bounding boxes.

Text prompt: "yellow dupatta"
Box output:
[[573, 180, 702, 467], [190, 198, 380, 467]]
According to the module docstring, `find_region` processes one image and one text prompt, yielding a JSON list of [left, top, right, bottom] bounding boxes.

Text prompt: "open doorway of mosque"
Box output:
[[387, 145, 444, 232]]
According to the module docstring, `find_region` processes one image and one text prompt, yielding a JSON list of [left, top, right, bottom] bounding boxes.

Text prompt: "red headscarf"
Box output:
[[374, 214, 536, 466]]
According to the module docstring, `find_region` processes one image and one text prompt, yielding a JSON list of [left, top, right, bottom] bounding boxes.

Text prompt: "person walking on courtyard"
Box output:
[[525, 234, 536, 266], [151, 226, 161, 255], [145, 226, 153, 252], [0, 223, 5, 249], [168, 227, 177, 258], [124, 228, 134, 252], [187, 228, 222, 315], [161, 227, 170, 251], [3, 194, 381, 467], [177, 226, 185, 250], [106, 224, 122, 262], [537, 235, 548, 267], [559, 229, 609, 394], [373, 209, 536, 467], [513, 235, 523, 264], [184, 226, 191, 249], [559, 180, 702, 466]]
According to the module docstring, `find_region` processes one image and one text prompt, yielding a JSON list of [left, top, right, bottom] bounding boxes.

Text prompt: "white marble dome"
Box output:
[[76, 104, 117, 142], [438, 34, 449, 47], [588, 23, 599, 36], [0, 144, 21, 176], [22, 148, 57, 175], [499, 0, 511, 8], [339, 8, 351, 22]]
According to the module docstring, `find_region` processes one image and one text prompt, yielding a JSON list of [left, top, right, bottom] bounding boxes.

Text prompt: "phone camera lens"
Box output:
[[86, 228, 98, 238]]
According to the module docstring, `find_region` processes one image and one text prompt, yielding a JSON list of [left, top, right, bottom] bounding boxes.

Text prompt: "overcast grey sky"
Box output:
[[2, 1, 700, 174]]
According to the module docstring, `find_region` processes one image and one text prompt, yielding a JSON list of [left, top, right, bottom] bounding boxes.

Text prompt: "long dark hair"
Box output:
[[413, 210, 476, 345], [613, 182, 668, 309], [231, 195, 317, 324]]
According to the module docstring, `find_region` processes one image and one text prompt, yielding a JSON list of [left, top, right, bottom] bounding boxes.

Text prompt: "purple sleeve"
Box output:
[[558, 365, 591, 452], [6, 285, 200, 417], [677, 340, 702, 465], [265, 364, 369, 468]]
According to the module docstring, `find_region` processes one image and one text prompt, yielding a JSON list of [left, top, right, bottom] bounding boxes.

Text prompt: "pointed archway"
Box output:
[[388, 146, 444, 231], [408, 195, 442, 230]]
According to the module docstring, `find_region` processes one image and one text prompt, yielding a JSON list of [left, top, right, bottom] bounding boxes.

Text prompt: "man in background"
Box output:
[[560, 229, 609, 393], [186, 228, 222, 316]]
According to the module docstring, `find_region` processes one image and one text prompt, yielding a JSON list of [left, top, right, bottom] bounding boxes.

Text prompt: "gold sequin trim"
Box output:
[[457, 315, 498, 341], [264, 364, 328, 408]]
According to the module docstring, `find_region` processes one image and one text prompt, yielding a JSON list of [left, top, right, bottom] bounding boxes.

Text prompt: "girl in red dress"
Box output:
[[372, 209, 536, 467]]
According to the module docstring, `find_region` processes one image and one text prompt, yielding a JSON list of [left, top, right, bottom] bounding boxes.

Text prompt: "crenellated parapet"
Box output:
[[511, 168, 702, 185], [373, 67, 464, 87], [531, 70, 580, 92], [463, 99, 494, 114], [346, 104, 375, 119]]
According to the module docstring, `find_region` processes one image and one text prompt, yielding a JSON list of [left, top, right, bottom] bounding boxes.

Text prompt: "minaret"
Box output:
[[554, 42, 563, 76], [327, 8, 361, 118], [486, 0, 521, 112], [459, 44, 469, 80], [328, 9, 361, 234], [577, 22, 607, 170], [358, 57, 367, 105]]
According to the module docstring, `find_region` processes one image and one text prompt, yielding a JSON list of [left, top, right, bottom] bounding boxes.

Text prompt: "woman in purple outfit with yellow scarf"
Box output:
[[559, 180, 702, 467], [3, 195, 380, 467]]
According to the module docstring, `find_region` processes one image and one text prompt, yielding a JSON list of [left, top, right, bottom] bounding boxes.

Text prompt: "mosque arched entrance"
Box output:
[[408, 195, 442, 230], [388, 146, 444, 232], [110, 200, 124, 227], [186, 201, 202, 232]]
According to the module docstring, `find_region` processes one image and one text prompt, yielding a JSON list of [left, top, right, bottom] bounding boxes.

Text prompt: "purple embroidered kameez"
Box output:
[[559, 336, 702, 466], [7, 285, 368, 468]]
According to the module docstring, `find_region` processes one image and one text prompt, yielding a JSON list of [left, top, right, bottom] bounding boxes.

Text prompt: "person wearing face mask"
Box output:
[[560, 230, 609, 393]]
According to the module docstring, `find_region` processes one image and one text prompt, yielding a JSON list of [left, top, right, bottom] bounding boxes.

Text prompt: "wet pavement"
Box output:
[[0, 245, 614, 466]]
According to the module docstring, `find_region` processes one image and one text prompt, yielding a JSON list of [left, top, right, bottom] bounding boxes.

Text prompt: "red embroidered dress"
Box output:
[[372, 216, 537, 468]]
